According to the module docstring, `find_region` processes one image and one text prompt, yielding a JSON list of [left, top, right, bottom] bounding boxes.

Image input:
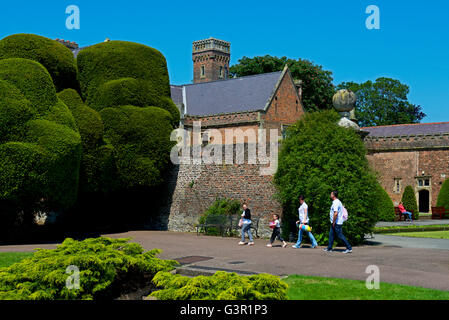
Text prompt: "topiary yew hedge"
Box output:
[[436, 179, 449, 210], [402, 185, 419, 220], [375, 184, 395, 221], [0, 34, 78, 92]]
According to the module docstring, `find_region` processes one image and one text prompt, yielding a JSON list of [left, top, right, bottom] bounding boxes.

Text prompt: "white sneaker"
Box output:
[[248, 242, 255, 246], [343, 249, 352, 254], [238, 241, 245, 245], [266, 244, 272, 247]]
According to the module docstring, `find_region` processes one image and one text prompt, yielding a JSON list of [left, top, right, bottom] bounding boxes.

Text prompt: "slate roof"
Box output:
[[362, 122, 449, 137], [170, 71, 283, 116]]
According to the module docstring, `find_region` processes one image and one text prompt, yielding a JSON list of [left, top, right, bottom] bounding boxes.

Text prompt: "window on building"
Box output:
[[394, 178, 402, 193], [424, 179, 430, 186], [219, 66, 223, 78], [281, 124, 290, 140], [200, 65, 205, 78]]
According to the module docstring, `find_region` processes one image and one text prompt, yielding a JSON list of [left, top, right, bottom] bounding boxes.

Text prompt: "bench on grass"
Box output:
[[394, 207, 413, 221], [431, 207, 449, 220]]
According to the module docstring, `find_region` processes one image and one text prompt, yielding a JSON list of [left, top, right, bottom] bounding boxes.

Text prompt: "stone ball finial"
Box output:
[[333, 89, 356, 112]]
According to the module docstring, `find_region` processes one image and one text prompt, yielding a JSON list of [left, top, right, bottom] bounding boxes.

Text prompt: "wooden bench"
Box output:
[[431, 207, 449, 220], [196, 214, 228, 236], [394, 207, 413, 221]]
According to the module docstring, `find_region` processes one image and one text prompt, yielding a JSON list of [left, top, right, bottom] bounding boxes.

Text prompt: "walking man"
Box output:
[[292, 195, 318, 249], [323, 191, 352, 253]]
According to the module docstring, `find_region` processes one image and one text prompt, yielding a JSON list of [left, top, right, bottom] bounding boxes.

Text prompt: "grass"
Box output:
[[374, 224, 449, 234], [386, 230, 449, 239], [0, 252, 34, 268], [284, 275, 449, 300]]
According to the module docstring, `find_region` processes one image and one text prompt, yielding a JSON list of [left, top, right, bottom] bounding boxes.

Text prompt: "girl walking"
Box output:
[[267, 214, 287, 248]]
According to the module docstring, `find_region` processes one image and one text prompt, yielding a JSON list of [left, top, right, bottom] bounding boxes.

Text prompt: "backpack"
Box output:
[[342, 205, 348, 222]]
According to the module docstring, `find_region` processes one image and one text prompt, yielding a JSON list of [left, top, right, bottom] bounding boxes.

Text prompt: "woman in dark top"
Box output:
[[239, 203, 254, 246]]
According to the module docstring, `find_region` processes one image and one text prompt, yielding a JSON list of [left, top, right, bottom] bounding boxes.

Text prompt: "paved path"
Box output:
[[2, 231, 448, 291]]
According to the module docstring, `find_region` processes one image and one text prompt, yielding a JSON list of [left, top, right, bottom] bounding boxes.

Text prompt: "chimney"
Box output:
[[294, 79, 303, 101], [55, 38, 79, 50]]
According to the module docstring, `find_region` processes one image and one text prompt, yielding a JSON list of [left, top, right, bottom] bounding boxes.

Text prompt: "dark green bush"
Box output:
[[150, 271, 288, 300], [0, 34, 78, 91], [77, 41, 170, 102], [375, 184, 395, 221], [199, 198, 242, 225], [0, 58, 57, 114], [42, 98, 78, 132], [274, 110, 378, 245], [0, 237, 178, 300], [436, 179, 449, 210], [100, 105, 174, 188], [402, 185, 419, 219], [0, 80, 36, 142]]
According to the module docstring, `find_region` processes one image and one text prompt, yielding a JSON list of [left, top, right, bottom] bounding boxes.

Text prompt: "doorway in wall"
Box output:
[[418, 189, 430, 213]]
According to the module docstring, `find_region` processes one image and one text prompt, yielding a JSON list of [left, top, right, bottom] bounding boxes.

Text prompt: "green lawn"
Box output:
[[0, 252, 34, 268], [284, 275, 449, 300], [387, 230, 449, 239]]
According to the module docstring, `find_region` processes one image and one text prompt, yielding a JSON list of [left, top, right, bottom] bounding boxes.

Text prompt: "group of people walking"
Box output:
[[239, 191, 352, 254]]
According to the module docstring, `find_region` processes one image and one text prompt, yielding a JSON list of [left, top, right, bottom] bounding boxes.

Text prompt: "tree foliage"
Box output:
[[229, 55, 334, 111], [274, 110, 379, 245], [337, 78, 425, 127], [375, 184, 395, 221], [401, 185, 419, 220]]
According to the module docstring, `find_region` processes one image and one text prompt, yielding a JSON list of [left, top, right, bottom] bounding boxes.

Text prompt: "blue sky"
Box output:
[[1, 0, 448, 122]]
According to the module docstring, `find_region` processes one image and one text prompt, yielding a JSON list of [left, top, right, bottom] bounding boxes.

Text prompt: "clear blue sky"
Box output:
[[1, 0, 448, 122]]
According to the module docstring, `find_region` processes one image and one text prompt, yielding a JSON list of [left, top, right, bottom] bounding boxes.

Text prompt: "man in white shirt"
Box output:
[[292, 195, 318, 248], [323, 190, 352, 253]]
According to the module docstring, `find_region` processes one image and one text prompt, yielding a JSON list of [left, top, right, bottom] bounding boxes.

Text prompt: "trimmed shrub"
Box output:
[[274, 110, 379, 245], [77, 41, 170, 102], [375, 184, 395, 221], [0, 80, 36, 143], [150, 271, 288, 300], [436, 179, 449, 210], [0, 237, 178, 300], [0, 34, 78, 91], [100, 105, 174, 188], [42, 98, 78, 132], [0, 58, 57, 114], [401, 185, 419, 220]]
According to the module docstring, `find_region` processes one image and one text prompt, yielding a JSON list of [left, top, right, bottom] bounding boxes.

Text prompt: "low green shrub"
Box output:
[[402, 185, 418, 219], [0, 237, 178, 300], [436, 179, 449, 210], [0, 34, 78, 91], [375, 184, 395, 221], [199, 198, 241, 225], [150, 271, 288, 300]]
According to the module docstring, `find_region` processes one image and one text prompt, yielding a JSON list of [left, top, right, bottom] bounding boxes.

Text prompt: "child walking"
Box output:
[[267, 214, 287, 248]]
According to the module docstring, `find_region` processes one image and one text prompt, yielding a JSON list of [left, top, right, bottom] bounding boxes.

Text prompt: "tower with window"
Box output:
[[192, 37, 230, 83]]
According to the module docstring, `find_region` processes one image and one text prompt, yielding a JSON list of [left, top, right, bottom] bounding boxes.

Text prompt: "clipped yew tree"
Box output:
[[0, 34, 78, 92], [436, 178, 449, 210], [402, 185, 419, 219], [0, 58, 81, 225], [274, 110, 379, 245], [77, 41, 179, 191], [375, 184, 395, 221]]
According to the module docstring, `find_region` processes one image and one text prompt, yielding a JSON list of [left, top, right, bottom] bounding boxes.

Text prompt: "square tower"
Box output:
[[192, 37, 230, 83]]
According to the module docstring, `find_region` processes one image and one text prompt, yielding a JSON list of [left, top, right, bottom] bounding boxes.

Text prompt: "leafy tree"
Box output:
[[337, 78, 425, 127], [274, 110, 379, 246], [229, 55, 334, 111], [436, 179, 449, 210], [401, 185, 419, 220]]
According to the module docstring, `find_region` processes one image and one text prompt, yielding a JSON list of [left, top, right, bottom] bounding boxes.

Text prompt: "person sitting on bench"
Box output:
[[398, 202, 413, 221]]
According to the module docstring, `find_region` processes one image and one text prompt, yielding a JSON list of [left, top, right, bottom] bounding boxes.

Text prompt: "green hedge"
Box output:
[[0, 34, 78, 92], [77, 41, 170, 102], [436, 179, 449, 210], [375, 184, 395, 221], [0, 58, 57, 114], [100, 105, 174, 188], [402, 185, 419, 220], [0, 237, 178, 300], [150, 271, 288, 300]]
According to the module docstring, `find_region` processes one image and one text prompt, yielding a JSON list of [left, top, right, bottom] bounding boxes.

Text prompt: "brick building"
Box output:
[[363, 122, 449, 213]]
